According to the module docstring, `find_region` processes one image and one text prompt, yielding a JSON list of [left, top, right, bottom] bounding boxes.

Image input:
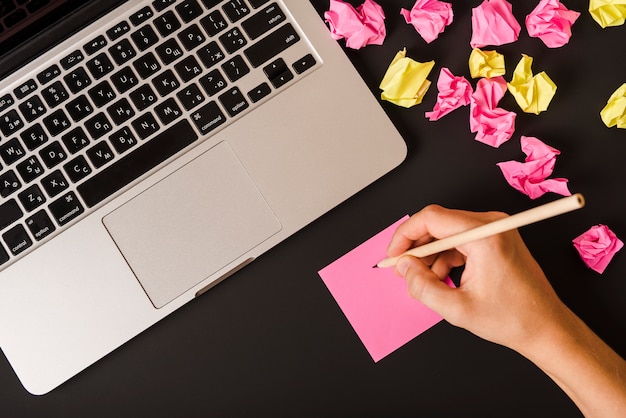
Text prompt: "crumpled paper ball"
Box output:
[[324, 0, 386, 49], [573, 225, 624, 274]]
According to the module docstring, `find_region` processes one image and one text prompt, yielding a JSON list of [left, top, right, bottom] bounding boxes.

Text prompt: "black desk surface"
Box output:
[[3, 1, 626, 416]]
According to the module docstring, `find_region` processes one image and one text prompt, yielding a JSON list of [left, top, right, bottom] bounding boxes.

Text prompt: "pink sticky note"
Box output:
[[497, 135, 571, 199], [425, 67, 472, 121], [470, 0, 521, 48], [324, 0, 386, 50], [318, 217, 454, 362], [400, 0, 454, 44], [573, 225, 624, 274], [525, 0, 580, 48], [469, 76, 517, 147]]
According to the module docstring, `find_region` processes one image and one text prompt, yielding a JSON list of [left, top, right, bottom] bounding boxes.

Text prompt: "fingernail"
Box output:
[[396, 257, 411, 277]]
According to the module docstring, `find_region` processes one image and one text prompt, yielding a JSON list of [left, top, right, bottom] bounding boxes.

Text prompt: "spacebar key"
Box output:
[[77, 120, 198, 207]]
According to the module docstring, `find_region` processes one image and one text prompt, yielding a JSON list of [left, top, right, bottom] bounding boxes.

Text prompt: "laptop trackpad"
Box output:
[[103, 142, 282, 308]]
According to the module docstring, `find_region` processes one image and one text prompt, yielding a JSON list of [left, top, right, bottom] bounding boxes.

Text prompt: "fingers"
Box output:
[[396, 255, 462, 318], [387, 205, 508, 257]]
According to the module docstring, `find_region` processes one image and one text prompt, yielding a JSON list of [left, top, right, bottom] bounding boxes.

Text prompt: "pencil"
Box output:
[[376, 193, 585, 269]]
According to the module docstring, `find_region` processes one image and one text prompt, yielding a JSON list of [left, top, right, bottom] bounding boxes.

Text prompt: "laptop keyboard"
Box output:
[[0, 0, 319, 268]]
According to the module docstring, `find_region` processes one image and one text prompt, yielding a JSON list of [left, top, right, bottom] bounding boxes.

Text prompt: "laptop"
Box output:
[[0, 0, 406, 394]]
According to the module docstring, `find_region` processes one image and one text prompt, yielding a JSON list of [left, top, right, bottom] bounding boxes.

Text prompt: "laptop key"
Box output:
[[200, 10, 228, 37], [0, 94, 15, 113], [108, 39, 137, 66], [21, 123, 48, 150], [190, 101, 226, 134], [154, 98, 182, 124], [16, 155, 45, 183], [14, 79, 38, 99], [2, 224, 32, 256], [109, 127, 138, 154], [219, 87, 249, 117], [176, 0, 203, 23], [106, 20, 131, 41], [0, 109, 24, 136], [18, 184, 46, 212], [249, 0, 270, 8], [155, 38, 184, 65], [84, 35, 108, 55], [154, 11, 181, 37], [41, 81, 69, 107], [41, 169, 69, 197], [223, 0, 250, 23], [131, 25, 159, 51], [219, 27, 247, 54], [111, 67, 139, 93], [133, 52, 161, 79], [129, 6, 154, 26], [244, 23, 299, 68], [241, 3, 285, 40], [43, 109, 71, 136], [37, 64, 61, 85], [174, 56, 203, 82], [60, 50, 84, 70], [63, 155, 92, 183], [64, 67, 92, 93], [247, 82, 271, 103], [176, 83, 204, 110], [25, 209, 56, 241], [153, 0, 176, 12], [48, 191, 84, 226], [131, 112, 160, 139], [0, 171, 21, 198], [61, 127, 89, 154], [39, 141, 67, 168], [0, 199, 22, 230], [0, 138, 26, 165], [77, 119, 198, 207], [19, 95, 47, 122]]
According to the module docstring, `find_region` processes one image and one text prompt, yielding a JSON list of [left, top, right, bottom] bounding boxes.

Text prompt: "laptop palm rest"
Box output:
[[103, 141, 282, 308]]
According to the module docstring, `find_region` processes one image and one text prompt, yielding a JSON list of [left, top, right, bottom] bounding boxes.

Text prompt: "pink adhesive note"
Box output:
[[318, 217, 454, 362], [469, 76, 517, 147], [573, 225, 624, 274], [400, 0, 454, 44], [324, 0, 386, 50], [497, 135, 571, 199], [470, 0, 521, 48], [425, 67, 472, 121], [525, 0, 580, 48]]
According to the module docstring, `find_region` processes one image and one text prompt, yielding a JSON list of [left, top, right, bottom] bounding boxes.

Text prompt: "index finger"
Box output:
[[386, 205, 507, 257]]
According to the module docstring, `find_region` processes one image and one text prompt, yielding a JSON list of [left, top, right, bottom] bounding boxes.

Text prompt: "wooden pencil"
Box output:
[[376, 193, 585, 268]]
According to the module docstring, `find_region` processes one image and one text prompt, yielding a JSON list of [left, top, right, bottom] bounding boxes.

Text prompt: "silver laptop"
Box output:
[[0, 0, 406, 394]]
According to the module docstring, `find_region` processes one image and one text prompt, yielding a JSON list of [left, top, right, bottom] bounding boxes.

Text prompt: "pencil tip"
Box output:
[[372, 264, 379, 269]]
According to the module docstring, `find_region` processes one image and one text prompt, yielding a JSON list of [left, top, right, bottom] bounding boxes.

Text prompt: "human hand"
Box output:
[[387, 204, 570, 354]]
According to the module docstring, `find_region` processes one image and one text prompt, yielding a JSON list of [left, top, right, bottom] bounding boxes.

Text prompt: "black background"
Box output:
[[2, 1, 625, 416]]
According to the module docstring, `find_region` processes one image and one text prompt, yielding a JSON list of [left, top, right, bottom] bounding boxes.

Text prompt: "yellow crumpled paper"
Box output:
[[379, 48, 434, 108], [507, 54, 557, 115], [469, 48, 506, 79], [600, 83, 626, 128], [589, 0, 626, 28]]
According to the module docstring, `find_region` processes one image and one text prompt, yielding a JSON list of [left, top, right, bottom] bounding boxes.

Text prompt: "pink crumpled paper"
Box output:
[[573, 225, 623, 274], [425, 67, 472, 121], [469, 76, 517, 147], [470, 0, 521, 48], [400, 0, 454, 43], [324, 0, 386, 49], [496, 136, 571, 199], [525, 0, 580, 48]]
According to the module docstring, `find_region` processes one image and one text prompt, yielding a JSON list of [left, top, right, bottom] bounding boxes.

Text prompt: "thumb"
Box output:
[[396, 255, 459, 319]]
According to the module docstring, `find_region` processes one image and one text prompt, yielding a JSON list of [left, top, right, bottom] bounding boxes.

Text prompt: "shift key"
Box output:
[[244, 23, 299, 68]]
